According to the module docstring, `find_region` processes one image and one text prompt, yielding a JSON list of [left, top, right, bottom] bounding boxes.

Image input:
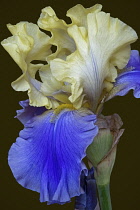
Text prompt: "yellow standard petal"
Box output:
[[66, 4, 102, 27], [50, 7, 138, 111], [37, 7, 76, 61], [1, 22, 61, 108], [39, 65, 71, 105]]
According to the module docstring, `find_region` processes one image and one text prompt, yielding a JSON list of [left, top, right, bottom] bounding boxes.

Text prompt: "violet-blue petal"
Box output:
[[126, 50, 140, 68], [75, 170, 87, 209], [86, 179, 97, 210], [75, 168, 98, 210], [114, 70, 140, 98], [107, 50, 140, 99], [8, 108, 98, 204], [16, 99, 46, 124]]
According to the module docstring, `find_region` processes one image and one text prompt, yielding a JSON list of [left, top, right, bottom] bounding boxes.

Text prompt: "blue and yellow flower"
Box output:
[[1, 4, 140, 207]]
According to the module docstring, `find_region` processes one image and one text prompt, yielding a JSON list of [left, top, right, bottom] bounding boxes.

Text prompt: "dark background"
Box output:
[[1, 0, 140, 209]]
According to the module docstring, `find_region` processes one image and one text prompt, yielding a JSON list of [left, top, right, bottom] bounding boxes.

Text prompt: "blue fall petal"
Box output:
[[126, 50, 140, 68], [8, 108, 98, 204], [115, 70, 140, 98], [16, 99, 46, 124], [108, 50, 140, 99], [75, 168, 98, 210], [75, 170, 87, 209]]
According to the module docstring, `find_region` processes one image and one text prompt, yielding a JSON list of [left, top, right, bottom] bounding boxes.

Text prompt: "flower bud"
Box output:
[[86, 114, 124, 185]]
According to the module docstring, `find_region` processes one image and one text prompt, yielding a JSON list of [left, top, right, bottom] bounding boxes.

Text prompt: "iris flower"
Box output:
[[1, 3, 140, 207]]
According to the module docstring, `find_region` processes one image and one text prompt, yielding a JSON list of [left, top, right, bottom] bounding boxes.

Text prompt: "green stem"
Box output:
[[97, 183, 112, 210]]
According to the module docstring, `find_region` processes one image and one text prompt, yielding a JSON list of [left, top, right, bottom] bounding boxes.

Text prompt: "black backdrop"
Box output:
[[1, 0, 140, 209]]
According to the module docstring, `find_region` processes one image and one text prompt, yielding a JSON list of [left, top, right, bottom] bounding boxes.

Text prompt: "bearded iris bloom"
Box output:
[[1, 3, 140, 208]]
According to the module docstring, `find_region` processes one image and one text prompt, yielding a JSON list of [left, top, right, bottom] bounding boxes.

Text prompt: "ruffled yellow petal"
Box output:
[[39, 65, 63, 94], [39, 65, 71, 104], [1, 22, 61, 108], [2, 22, 51, 69], [66, 4, 102, 27], [50, 9, 137, 111], [37, 7, 76, 61], [27, 64, 60, 109], [1, 35, 29, 71], [38, 4, 102, 62], [38, 6, 67, 30], [12, 75, 30, 91]]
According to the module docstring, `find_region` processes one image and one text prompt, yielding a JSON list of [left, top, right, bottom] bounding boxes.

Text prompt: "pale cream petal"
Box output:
[[1, 35, 29, 71], [66, 4, 102, 27], [27, 63, 70, 108], [37, 6, 67, 30], [87, 12, 137, 69], [38, 4, 102, 61], [25, 64, 60, 108], [28, 79, 60, 109], [1, 22, 57, 107], [7, 22, 51, 62], [47, 30, 75, 61], [12, 75, 29, 91], [37, 7, 76, 62], [39, 65, 63, 95], [39, 65, 71, 104], [50, 11, 138, 111], [50, 53, 86, 108], [52, 93, 70, 104]]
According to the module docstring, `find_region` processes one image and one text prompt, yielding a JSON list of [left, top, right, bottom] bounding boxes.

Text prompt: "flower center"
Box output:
[[54, 104, 76, 115]]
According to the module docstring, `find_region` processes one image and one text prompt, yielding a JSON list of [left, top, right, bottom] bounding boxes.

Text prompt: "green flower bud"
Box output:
[[87, 114, 124, 185]]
